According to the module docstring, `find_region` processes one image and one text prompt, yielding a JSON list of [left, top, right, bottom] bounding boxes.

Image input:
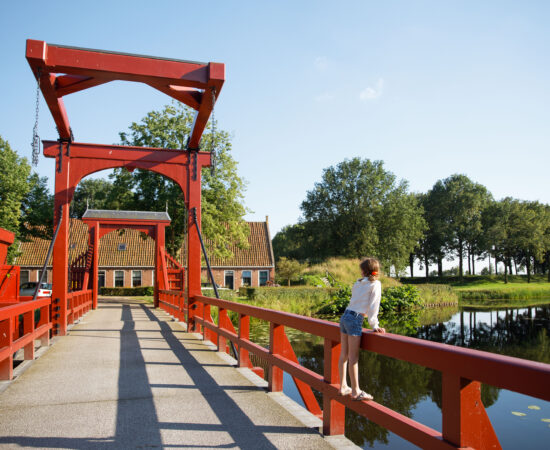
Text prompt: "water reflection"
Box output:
[[250, 304, 550, 448]]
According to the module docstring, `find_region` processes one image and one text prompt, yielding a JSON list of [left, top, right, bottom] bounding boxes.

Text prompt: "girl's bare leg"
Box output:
[[347, 335, 362, 396], [338, 332, 350, 394]]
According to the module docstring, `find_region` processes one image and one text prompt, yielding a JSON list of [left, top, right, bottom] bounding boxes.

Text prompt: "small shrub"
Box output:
[[100, 286, 154, 296], [301, 274, 326, 287], [318, 284, 351, 315], [380, 285, 421, 312]]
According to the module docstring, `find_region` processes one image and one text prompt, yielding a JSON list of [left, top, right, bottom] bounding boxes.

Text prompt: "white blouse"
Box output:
[[347, 278, 382, 330]]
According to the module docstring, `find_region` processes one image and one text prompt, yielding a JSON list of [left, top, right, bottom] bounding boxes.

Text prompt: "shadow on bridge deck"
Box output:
[[0, 297, 341, 449]]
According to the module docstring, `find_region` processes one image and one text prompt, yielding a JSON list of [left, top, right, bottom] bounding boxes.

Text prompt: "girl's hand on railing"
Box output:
[[373, 327, 386, 334]]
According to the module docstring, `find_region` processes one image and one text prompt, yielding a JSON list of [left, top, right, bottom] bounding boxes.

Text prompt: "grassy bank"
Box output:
[[416, 284, 458, 306], [236, 286, 335, 317], [460, 297, 550, 309], [454, 281, 550, 300]]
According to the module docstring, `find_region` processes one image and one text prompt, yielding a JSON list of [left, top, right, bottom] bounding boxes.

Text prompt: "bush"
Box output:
[[100, 286, 154, 296], [380, 285, 421, 312], [319, 283, 423, 316], [318, 284, 351, 315], [300, 274, 327, 287]]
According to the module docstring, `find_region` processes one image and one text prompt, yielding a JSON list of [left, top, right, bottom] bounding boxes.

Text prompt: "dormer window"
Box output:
[[118, 243, 127, 251]]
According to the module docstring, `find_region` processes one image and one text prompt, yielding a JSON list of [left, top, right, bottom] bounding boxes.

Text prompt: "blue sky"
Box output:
[[1, 1, 549, 239]]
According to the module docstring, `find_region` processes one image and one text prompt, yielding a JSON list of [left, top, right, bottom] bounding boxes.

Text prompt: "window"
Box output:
[[259, 270, 269, 286], [118, 243, 127, 251], [98, 271, 106, 289], [132, 270, 142, 287], [224, 271, 234, 290], [20, 270, 30, 285], [114, 270, 124, 287], [242, 270, 252, 287]]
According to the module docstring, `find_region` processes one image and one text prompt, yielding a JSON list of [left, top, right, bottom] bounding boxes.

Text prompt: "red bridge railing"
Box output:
[[67, 290, 93, 325], [158, 290, 187, 322], [169, 294, 550, 450], [0, 297, 52, 380]]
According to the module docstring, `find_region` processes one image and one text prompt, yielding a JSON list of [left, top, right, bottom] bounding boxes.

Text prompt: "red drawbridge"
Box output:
[[0, 40, 548, 449]]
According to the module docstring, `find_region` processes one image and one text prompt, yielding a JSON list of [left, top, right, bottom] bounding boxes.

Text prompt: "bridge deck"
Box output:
[[0, 298, 340, 449]]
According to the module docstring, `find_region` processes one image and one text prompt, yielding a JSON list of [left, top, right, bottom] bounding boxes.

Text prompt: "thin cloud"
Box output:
[[359, 78, 384, 101], [314, 56, 328, 71]]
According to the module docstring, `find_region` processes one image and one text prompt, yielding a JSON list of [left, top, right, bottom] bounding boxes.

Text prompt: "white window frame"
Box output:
[[132, 270, 142, 287], [259, 270, 269, 286], [241, 270, 252, 287], [114, 270, 124, 287]]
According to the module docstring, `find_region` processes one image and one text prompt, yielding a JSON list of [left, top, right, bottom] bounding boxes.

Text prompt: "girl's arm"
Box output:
[[367, 281, 383, 331]]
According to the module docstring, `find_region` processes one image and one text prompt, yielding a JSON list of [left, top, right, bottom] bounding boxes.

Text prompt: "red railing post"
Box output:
[[442, 373, 501, 449], [23, 310, 35, 360], [202, 302, 211, 341], [323, 338, 345, 435], [0, 317, 13, 380], [269, 323, 284, 392], [40, 302, 50, 347], [238, 314, 252, 368], [218, 307, 227, 353]]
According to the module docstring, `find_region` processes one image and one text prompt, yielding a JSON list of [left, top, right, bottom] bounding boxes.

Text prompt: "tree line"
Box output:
[[0, 103, 249, 262], [272, 158, 550, 282]]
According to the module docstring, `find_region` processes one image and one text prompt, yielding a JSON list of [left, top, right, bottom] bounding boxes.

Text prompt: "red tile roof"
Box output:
[[16, 219, 273, 269]]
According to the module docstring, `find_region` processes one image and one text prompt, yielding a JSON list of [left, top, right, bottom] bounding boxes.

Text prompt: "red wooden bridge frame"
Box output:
[[26, 40, 223, 335], [82, 211, 172, 309]]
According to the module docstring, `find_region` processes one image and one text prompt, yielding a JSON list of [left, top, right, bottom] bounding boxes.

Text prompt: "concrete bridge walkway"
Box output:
[[0, 298, 344, 449]]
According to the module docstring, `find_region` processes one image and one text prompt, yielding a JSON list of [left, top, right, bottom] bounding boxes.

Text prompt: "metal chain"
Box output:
[[210, 87, 216, 176], [31, 68, 41, 166]]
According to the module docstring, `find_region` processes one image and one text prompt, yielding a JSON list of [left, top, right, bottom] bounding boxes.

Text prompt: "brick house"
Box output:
[[15, 217, 274, 291]]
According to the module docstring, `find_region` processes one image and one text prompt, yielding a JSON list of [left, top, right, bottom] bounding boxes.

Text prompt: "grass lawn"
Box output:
[[452, 279, 550, 300]]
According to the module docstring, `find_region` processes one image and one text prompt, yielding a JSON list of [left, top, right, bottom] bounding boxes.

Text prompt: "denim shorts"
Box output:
[[340, 309, 364, 336]]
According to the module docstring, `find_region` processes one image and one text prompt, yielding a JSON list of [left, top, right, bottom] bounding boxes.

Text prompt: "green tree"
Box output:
[[0, 136, 31, 262], [415, 192, 447, 277], [272, 223, 312, 262], [276, 257, 305, 286], [429, 175, 491, 278], [299, 158, 425, 273], [71, 178, 114, 218], [20, 173, 54, 240], [115, 103, 249, 257]]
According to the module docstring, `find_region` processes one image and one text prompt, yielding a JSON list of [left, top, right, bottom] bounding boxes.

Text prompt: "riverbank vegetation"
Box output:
[[273, 159, 550, 282]]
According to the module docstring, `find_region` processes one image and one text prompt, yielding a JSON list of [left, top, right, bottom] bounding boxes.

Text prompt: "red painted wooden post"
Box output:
[[323, 338, 345, 435], [269, 323, 284, 392], [154, 225, 161, 308], [442, 373, 501, 449], [52, 146, 71, 336], [91, 222, 99, 309], [0, 317, 13, 380], [187, 168, 203, 332], [203, 303, 211, 341], [238, 314, 252, 368], [23, 310, 35, 360], [39, 303, 50, 347], [218, 307, 227, 352]]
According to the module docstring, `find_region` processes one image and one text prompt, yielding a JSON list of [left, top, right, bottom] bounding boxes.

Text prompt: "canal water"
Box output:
[[249, 303, 550, 449]]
